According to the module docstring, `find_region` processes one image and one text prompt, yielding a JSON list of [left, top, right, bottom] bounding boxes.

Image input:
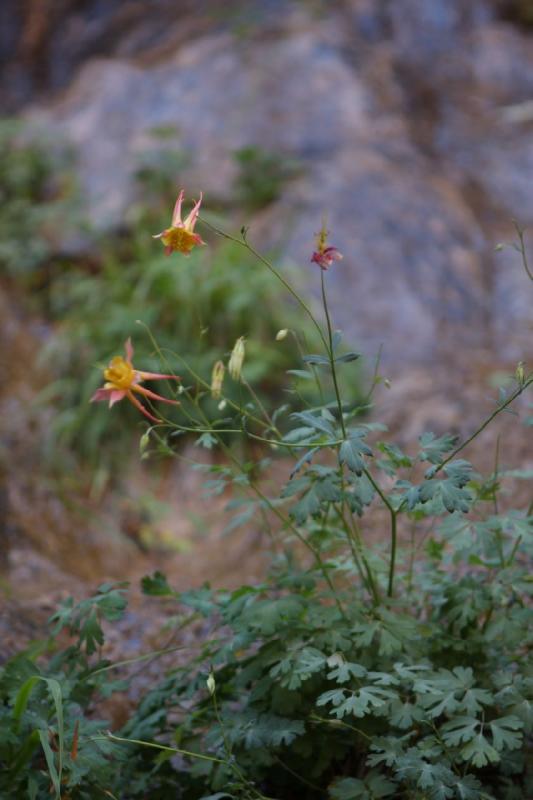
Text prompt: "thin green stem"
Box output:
[[211, 690, 233, 762], [292, 329, 325, 405], [320, 270, 346, 438], [362, 467, 397, 597], [387, 511, 398, 597], [102, 732, 225, 764], [88, 645, 187, 677], [242, 378, 280, 436], [506, 534, 523, 567], [492, 434, 501, 516], [335, 504, 368, 588], [406, 518, 417, 594], [513, 221, 533, 282], [309, 714, 371, 741], [336, 502, 380, 604], [320, 271, 379, 603], [435, 375, 533, 473], [200, 217, 329, 350], [154, 419, 343, 448], [363, 343, 384, 405]]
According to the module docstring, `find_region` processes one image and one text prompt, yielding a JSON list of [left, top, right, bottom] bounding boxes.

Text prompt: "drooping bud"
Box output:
[[276, 329, 289, 341], [218, 399, 227, 411], [228, 337, 246, 381], [139, 431, 150, 455], [211, 360, 225, 399]]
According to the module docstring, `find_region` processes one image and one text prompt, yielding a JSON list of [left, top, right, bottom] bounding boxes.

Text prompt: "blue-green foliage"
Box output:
[[1, 468, 530, 798]]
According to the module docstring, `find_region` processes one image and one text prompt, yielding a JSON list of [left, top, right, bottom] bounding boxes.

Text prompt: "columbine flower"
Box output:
[[228, 337, 245, 381], [311, 221, 343, 270], [211, 360, 225, 399], [153, 189, 206, 255], [90, 338, 180, 423]]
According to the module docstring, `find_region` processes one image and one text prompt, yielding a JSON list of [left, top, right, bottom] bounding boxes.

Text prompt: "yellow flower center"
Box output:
[[162, 226, 199, 254], [104, 356, 136, 390]]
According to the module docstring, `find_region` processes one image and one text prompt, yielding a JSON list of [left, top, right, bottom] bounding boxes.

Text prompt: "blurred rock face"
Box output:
[[5, 0, 533, 363]]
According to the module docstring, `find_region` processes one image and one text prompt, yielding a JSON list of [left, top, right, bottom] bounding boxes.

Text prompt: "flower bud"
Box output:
[[218, 399, 227, 411], [228, 337, 246, 381], [211, 360, 225, 399], [276, 329, 289, 341], [139, 431, 150, 454], [207, 673, 216, 696], [516, 361, 525, 385]]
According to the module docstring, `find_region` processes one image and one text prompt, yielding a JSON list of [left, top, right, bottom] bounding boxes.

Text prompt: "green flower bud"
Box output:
[[211, 360, 225, 399], [228, 337, 246, 381]]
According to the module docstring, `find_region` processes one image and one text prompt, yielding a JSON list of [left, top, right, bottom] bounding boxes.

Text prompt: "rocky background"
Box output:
[[2, 0, 532, 363]]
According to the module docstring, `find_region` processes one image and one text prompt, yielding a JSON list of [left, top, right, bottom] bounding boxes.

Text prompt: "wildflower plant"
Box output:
[[1, 199, 532, 799]]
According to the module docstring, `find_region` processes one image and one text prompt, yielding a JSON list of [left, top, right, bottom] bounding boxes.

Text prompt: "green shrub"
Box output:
[[0, 584, 128, 799], [0, 120, 77, 290], [2, 156, 532, 799], [233, 146, 302, 210], [2, 389, 531, 798]]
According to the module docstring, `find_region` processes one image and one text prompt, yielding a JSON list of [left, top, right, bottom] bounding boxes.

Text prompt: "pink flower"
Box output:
[[311, 222, 343, 270], [153, 190, 206, 255], [90, 338, 180, 423]]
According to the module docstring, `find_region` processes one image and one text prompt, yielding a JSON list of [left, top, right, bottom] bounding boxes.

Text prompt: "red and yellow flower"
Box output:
[[311, 222, 343, 270], [153, 189, 205, 255], [90, 338, 180, 423]]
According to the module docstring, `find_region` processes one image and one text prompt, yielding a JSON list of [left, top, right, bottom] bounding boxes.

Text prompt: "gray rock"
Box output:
[[25, 2, 532, 364]]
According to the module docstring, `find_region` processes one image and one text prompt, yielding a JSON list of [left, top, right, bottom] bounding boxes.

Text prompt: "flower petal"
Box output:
[[109, 389, 127, 407], [133, 384, 180, 406], [183, 191, 203, 232], [171, 189, 185, 227], [126, 390, 162, 423], [124, 337, 134, 363], [137, 370, 180, 381], [90, 387, 111, 403]]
